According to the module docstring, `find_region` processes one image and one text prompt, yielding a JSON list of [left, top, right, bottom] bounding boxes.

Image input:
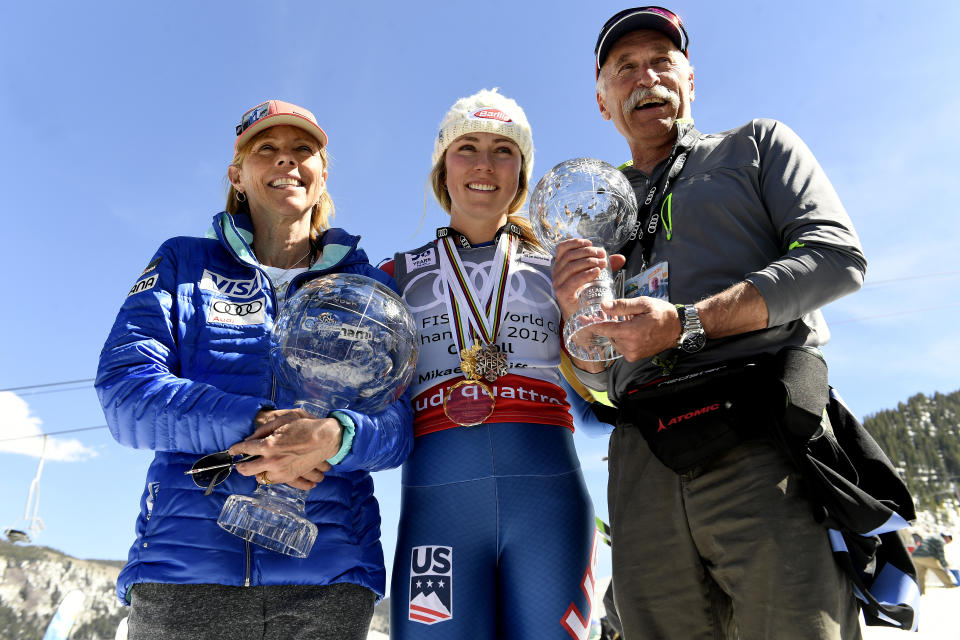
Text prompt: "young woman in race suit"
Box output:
[[384, 89, 599, 640], [96, 100, 412, 640]]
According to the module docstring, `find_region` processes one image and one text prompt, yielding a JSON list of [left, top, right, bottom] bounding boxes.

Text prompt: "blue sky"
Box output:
[[1, 0, 958, 592]]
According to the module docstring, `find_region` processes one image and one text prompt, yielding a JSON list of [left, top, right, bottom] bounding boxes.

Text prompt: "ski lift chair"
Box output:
[[4, 528, 31, 544]]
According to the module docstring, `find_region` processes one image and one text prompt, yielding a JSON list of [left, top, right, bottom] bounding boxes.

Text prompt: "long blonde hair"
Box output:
[[429, 154, 541, 250], [225, 129, 335, 244]]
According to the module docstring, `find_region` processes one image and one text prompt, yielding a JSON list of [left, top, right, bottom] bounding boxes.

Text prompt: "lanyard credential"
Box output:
[[622, 124, 700, 269]]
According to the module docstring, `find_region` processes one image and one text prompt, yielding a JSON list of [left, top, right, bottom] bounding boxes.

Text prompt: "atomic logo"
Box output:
[[659, 403, 721, 431]]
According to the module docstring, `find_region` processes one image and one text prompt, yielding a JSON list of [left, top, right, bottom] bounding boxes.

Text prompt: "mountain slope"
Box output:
[[0, 540, 124, 639], [861, 388, 960, 515]]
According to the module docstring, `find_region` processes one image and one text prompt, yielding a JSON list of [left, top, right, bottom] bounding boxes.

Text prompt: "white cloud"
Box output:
[[0, 392, 98, 461]]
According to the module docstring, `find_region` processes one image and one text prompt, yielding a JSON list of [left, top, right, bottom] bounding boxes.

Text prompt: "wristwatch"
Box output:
[[675, 304, 706, 353]]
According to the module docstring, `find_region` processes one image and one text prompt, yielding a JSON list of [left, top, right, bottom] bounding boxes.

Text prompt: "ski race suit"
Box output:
[[96, 211, 412, 605], [386, 231, 599, 640]]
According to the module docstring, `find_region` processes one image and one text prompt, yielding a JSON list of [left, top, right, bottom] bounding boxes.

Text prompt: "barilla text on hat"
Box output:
[[472, 109, 512, 122]]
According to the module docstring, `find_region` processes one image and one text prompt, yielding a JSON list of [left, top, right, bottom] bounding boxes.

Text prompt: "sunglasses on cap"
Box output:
[[596, 6, 690, 75], [184, 451, 261, 495], [236, 103, 272, 137]]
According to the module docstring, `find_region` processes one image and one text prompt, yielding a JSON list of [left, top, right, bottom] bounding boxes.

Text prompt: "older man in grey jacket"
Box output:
[[553, 7, 867, 639]]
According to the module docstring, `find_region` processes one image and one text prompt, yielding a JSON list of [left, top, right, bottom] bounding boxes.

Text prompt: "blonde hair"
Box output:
[[225, 129, 335, 244], [429, 154, 541, 250]]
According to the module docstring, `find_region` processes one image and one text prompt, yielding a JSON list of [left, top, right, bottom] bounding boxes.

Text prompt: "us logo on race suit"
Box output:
[[405, 247, 436, 271], [408, 545, 452, 625], [206, 297, 266, 326], [199, 269, 260, 299]]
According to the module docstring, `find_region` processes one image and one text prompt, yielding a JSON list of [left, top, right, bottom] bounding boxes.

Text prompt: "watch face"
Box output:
[[680, 331, 706, 353]]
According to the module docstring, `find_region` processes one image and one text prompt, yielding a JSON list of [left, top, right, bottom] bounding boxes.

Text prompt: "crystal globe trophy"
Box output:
[[217, 273, 418, 557], [530, 158, 638, 362]]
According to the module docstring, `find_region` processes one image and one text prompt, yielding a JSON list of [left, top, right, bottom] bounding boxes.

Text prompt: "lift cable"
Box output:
[[0, 378, 95, 393], [0, 425, 108, 443]]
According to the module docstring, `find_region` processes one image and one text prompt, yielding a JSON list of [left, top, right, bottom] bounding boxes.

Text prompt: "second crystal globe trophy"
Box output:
[[217, 273, 418, 557], [529, 158, 638, 361]]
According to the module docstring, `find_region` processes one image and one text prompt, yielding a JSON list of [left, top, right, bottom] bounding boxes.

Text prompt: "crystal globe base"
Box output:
[[217, 484, 318, 558], [563, 270, 623, 362]]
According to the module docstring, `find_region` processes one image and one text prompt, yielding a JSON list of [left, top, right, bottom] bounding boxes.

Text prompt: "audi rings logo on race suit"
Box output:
[[408, 545, 452, 625], [206, 297, 266, 326]]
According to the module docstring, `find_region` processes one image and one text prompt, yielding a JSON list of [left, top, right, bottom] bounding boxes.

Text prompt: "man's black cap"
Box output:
[[595, 6, 689, 76]]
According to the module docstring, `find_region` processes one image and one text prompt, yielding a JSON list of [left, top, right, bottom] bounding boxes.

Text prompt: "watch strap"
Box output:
[[675, 303, 705, 352]]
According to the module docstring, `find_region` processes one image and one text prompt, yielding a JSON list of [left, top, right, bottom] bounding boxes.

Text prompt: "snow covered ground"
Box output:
[[367, 580, 957, 639], [861, 578, 958, 639], [367, 534, 960, 640]]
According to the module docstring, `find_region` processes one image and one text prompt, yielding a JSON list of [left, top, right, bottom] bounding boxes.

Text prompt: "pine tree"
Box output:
[[862, 388, 960, 515]]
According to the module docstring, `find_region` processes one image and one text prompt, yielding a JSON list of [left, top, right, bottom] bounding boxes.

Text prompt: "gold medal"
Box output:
[[443, 342, 497, 426], [458, 342, 481, 380]]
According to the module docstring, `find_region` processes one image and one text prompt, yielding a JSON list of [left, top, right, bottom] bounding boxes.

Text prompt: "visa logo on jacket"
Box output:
[[199, 269, 260, 299]]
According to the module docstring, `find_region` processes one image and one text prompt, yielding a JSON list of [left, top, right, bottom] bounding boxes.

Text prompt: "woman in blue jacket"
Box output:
[[96, 100, 412, 640]]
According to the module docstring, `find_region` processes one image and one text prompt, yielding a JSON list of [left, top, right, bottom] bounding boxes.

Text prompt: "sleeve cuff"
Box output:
[[326, 411, 356, 465], [571, 365, 609, 393]]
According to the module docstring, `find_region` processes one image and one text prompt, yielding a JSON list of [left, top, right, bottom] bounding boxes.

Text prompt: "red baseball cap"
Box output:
[[234, 100, 328, 151]]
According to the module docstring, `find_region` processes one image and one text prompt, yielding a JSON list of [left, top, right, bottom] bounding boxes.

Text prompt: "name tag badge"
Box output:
[[623, 261, 669, 300]]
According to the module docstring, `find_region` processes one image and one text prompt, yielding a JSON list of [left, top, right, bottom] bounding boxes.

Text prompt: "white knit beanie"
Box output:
[[432, 88, 534, 184]]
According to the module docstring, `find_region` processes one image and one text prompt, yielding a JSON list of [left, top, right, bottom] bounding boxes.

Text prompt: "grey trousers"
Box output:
[[127, 582, 376, 640], [607, 429, 862, 640]]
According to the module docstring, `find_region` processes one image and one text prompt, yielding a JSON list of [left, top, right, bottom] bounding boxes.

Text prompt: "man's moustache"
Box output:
[[624, 87, 679, 112]]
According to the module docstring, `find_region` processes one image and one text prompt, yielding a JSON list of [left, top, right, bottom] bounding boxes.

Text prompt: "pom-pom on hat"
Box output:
[[432, 88, 534, 184]]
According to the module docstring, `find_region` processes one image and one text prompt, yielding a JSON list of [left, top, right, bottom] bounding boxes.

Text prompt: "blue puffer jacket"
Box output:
[[96, 211, 413, 605]]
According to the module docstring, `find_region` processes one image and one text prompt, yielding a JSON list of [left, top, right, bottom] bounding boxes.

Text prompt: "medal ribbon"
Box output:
[[437, 230, 517, 353]]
